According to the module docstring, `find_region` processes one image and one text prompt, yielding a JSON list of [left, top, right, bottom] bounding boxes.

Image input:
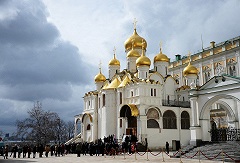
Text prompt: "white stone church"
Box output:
[[74, 23, 240, 149]]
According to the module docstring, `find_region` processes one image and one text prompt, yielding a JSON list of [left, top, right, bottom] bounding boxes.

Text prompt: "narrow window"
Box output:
[[120, 119, 122, 128], [120, 92, 122, 104], [87, 124, 91, 130], [151, 88, 153, 96], [154, 89, 156, 96], [103, 94, 105, 106]]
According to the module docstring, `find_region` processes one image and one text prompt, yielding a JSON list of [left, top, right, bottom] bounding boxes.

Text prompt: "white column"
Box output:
[[210, 60, 214, 77], [199, 63, 203, 86], [235, 51, 240, 76], [137, 117, 141, 142], [74, 119, 78, 137], [190, 97, 198, 126]]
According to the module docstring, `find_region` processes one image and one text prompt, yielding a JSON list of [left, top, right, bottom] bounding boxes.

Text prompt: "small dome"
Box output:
[[94, 70, 106, 82], [183, 63, 198, 76], [154, 50, 169, 63], [127, 49, 140, 58], [136, 55, 151, 67], [109, 54, 120, 66], [124, 29, 147, 51]]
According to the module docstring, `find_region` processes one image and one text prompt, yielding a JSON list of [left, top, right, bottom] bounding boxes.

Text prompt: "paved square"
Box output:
[[0, 152, 222, 162]]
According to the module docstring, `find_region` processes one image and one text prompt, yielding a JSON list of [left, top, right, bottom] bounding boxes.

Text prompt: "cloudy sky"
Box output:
[[0, 0, 240, 135]]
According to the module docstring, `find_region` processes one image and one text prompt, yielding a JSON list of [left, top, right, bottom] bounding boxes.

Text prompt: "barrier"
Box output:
[[102, 147, 240, 162]]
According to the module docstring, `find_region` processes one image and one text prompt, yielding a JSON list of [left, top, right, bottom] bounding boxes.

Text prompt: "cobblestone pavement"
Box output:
[[0, 152, 223, 163]]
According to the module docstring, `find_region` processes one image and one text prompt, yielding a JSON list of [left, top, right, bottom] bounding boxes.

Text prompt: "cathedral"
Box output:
[[74, 22, 240, 149]]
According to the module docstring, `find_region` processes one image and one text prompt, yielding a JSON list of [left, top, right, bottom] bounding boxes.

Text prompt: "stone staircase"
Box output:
[[175, 141, 240, 162]]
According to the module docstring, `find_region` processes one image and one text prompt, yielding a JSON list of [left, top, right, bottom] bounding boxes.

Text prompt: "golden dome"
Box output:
[[109, 53, 120, 66], [127, 48, 140, 58], [183, 62, 198, 76], [136, 54, 151, 67], [124, 29, 147, 51], [94, 69, 106, 82], [154, 48, 169, 63], [136, 40, 151, 67]]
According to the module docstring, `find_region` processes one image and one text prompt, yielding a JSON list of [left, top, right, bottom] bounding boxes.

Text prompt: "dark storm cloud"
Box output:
[[0, 0, 91, 102]]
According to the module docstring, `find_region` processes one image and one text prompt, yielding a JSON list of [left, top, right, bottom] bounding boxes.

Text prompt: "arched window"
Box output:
[[103, 94, 105, 106], [147, 119, 159, 128], [87, 124, 91, 130], [181, 111, 190, 129], [147, 108, 160, 119], [147, 108, 160, 128], [163, 110, 177, 129]]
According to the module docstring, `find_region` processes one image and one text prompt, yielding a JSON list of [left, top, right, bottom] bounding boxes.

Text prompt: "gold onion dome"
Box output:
[[136, 40, 151, 67], [124, 20, 147, 51], [154, 46, 170, 63], [109, 50, 120, 66], [183, 60, 198, 76], [127, 40, 140, 58], [94, 69, 106, 82]]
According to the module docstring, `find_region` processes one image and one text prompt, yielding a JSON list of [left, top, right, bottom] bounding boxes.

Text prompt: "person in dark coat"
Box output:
[[32, 145, 37, 158], [3, 145, 9, 159], [165, 142, 169, 154], [76, 143, 82, 157]]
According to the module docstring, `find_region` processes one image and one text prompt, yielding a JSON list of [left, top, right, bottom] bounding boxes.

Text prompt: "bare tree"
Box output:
[[66, 121, 75, 140], [16, 101, 65, 145]]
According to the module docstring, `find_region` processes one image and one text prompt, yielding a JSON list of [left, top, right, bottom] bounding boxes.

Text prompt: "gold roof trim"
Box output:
[[118, 76, 131, 88], [105, 77, 121, 89], [128, 104, 139, 117], [102, 82, 109, 89]]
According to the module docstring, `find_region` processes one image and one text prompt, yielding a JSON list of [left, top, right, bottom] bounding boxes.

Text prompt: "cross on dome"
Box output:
[[113, 46, 116, 58], [99, 61, 102, 72], [133, 18, 137, 30], [159, 41, 163, 53], [188, 51, 192, 63]]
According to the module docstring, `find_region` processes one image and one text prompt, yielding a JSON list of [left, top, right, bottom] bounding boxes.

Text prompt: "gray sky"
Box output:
[[0, 0, 240, 135]]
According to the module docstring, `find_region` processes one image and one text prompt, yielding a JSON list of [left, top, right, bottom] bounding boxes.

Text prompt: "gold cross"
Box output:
[[159, 41, 162, 53], [99, 61, 102, 71], [133, 18, 137, 30], [113, 47, 116, 58], [188, 51, 191, 62]]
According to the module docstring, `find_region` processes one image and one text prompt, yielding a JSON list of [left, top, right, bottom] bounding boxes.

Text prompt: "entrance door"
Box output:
[[126, 128, 137, 136], [210, 108, 227, 141]]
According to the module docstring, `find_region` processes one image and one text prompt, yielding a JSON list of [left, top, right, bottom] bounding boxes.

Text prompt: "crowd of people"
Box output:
[[1, 134, 142, 159], [2, 143, 67, 159]]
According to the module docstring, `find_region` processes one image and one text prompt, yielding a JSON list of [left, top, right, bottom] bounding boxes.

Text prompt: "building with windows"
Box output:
[[74, 23, 240, 149]]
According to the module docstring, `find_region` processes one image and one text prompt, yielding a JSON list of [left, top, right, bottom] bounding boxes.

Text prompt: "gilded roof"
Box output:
[[105, 77, 121, 89], [118, 76, 131, 88]]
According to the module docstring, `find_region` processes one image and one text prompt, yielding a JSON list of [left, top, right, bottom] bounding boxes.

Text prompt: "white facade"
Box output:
[[75, 27, 240, 149]]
